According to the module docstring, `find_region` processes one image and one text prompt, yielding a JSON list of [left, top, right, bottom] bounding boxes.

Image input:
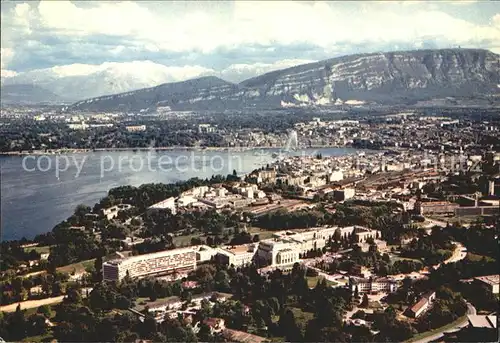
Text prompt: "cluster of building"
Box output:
[[245, 148, 500, 221], [102, 225, 384, 281], [146, 184, 270, 214]]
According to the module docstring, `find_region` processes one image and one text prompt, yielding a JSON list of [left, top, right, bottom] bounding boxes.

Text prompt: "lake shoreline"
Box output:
[[0, 144, 349, 156], [2, 147, 360, 241]]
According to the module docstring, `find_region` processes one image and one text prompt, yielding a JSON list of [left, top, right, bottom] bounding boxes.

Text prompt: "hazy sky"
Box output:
[[1, 1, 499, 81]]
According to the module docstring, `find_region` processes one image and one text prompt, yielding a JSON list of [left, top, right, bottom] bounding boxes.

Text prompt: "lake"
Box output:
[[0, 147, 357, 241]]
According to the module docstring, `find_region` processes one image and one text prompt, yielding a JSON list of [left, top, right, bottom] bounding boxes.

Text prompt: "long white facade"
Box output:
[[102, 247, 196, 281], [256, 226, 339, 266]]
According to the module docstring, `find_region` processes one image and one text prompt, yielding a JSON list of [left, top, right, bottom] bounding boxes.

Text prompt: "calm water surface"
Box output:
[[1, 148, 357, 241]]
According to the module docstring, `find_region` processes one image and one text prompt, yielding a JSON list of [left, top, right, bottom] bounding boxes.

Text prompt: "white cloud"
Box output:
[[448, 0, 479, 6], [493, 14, 500, 28], [2, 58, 317, 99], [1, 48, 14, 69], [1, 69, 18, 79], [3, 60, 216, 99], [1, 0, 499, 78], [4, 59, 313, 87], [4, 1, 499, 56]]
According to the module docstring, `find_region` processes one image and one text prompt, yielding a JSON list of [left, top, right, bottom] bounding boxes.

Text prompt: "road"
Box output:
[[432, 242, 467, 270], [409, 302, 476, 343], [444, 242, 467, 264]]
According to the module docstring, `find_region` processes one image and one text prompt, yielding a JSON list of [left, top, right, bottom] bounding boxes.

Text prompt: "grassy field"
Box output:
[[21, 332, 54, 342], [405, 314, 467, 343], [289, 307, 314, 330], [390, 255, 423, 263], [171, 227, 276, 247], [247, 227, 276, 240], [466, 252, 496, 262], [305, 276, 336, 288], [134, 295, 180, 311], [23, 303, 58, 319], [172, 233, 201, 247], [23, 245, 51, 254]]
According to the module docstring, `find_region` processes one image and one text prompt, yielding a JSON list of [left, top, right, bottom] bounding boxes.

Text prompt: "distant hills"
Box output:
[[5, 48, 500, 109], [1, 61, 214, 102], [0, 84, 66, 105], [68, 49, 500, 112]]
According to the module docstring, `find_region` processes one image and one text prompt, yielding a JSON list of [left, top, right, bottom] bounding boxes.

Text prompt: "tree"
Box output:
[[334, 229, 342, 242], [74, 204, 91, 219], [139, 315, 157, 339], [52, 281, 64, 296], [37, 305, 52, 318], [9, 304, 27, 340], [361, 294, 369, 308], [278, 309, 302, 342], [66, 287, 82, 304], [116, 295, 131, 310], [131, 217, 143, 227], [94, 256, 103, 282], [198, 323, 214, 342], [27, 313, 48, 337]]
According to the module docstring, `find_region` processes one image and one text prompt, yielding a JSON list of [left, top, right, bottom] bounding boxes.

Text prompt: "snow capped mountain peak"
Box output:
[[50, 63, 103, 77], [2, 61, 216, 100], [1, 58, 319, 102]]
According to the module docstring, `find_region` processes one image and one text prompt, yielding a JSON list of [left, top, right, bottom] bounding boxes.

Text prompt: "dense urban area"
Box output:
[[0, 104, 499, 343], [2, 0, 500, 341], [0, 105, 499, 152]]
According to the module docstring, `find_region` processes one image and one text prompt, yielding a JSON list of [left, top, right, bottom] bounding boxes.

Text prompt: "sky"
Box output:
[[1, 0, 500, 82]]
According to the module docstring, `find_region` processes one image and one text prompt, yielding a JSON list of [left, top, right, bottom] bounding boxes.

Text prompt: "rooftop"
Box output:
[[222, 329, 267, 343], [467, 315, 497, 329], [104, 247, 195, 265], [474, 274, 499, 286], [221, 245, 255, 255], [409, 297, 429, 314]]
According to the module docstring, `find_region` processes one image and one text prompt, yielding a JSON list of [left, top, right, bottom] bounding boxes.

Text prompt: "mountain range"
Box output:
[[3, 49, 499, 109], [0, 84, 64, 105], [1, 61, 216, 104]]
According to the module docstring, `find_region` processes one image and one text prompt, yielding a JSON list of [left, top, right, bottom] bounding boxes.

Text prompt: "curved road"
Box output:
[[409, 302, 476, 343]]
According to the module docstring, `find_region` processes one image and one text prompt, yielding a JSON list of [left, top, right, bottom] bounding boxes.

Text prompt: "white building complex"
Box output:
[[256, 226, 339, 267], [212, 226, 384, 268], [102, 247, 197, 281], [148, 197, 176, 214], [349, 276, 398, 293], [215, 245, 257, 267], [102, 226, 386, 280]]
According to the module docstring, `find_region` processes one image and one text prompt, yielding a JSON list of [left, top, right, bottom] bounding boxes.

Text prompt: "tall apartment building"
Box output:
[[102, 247, 196, 281]]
